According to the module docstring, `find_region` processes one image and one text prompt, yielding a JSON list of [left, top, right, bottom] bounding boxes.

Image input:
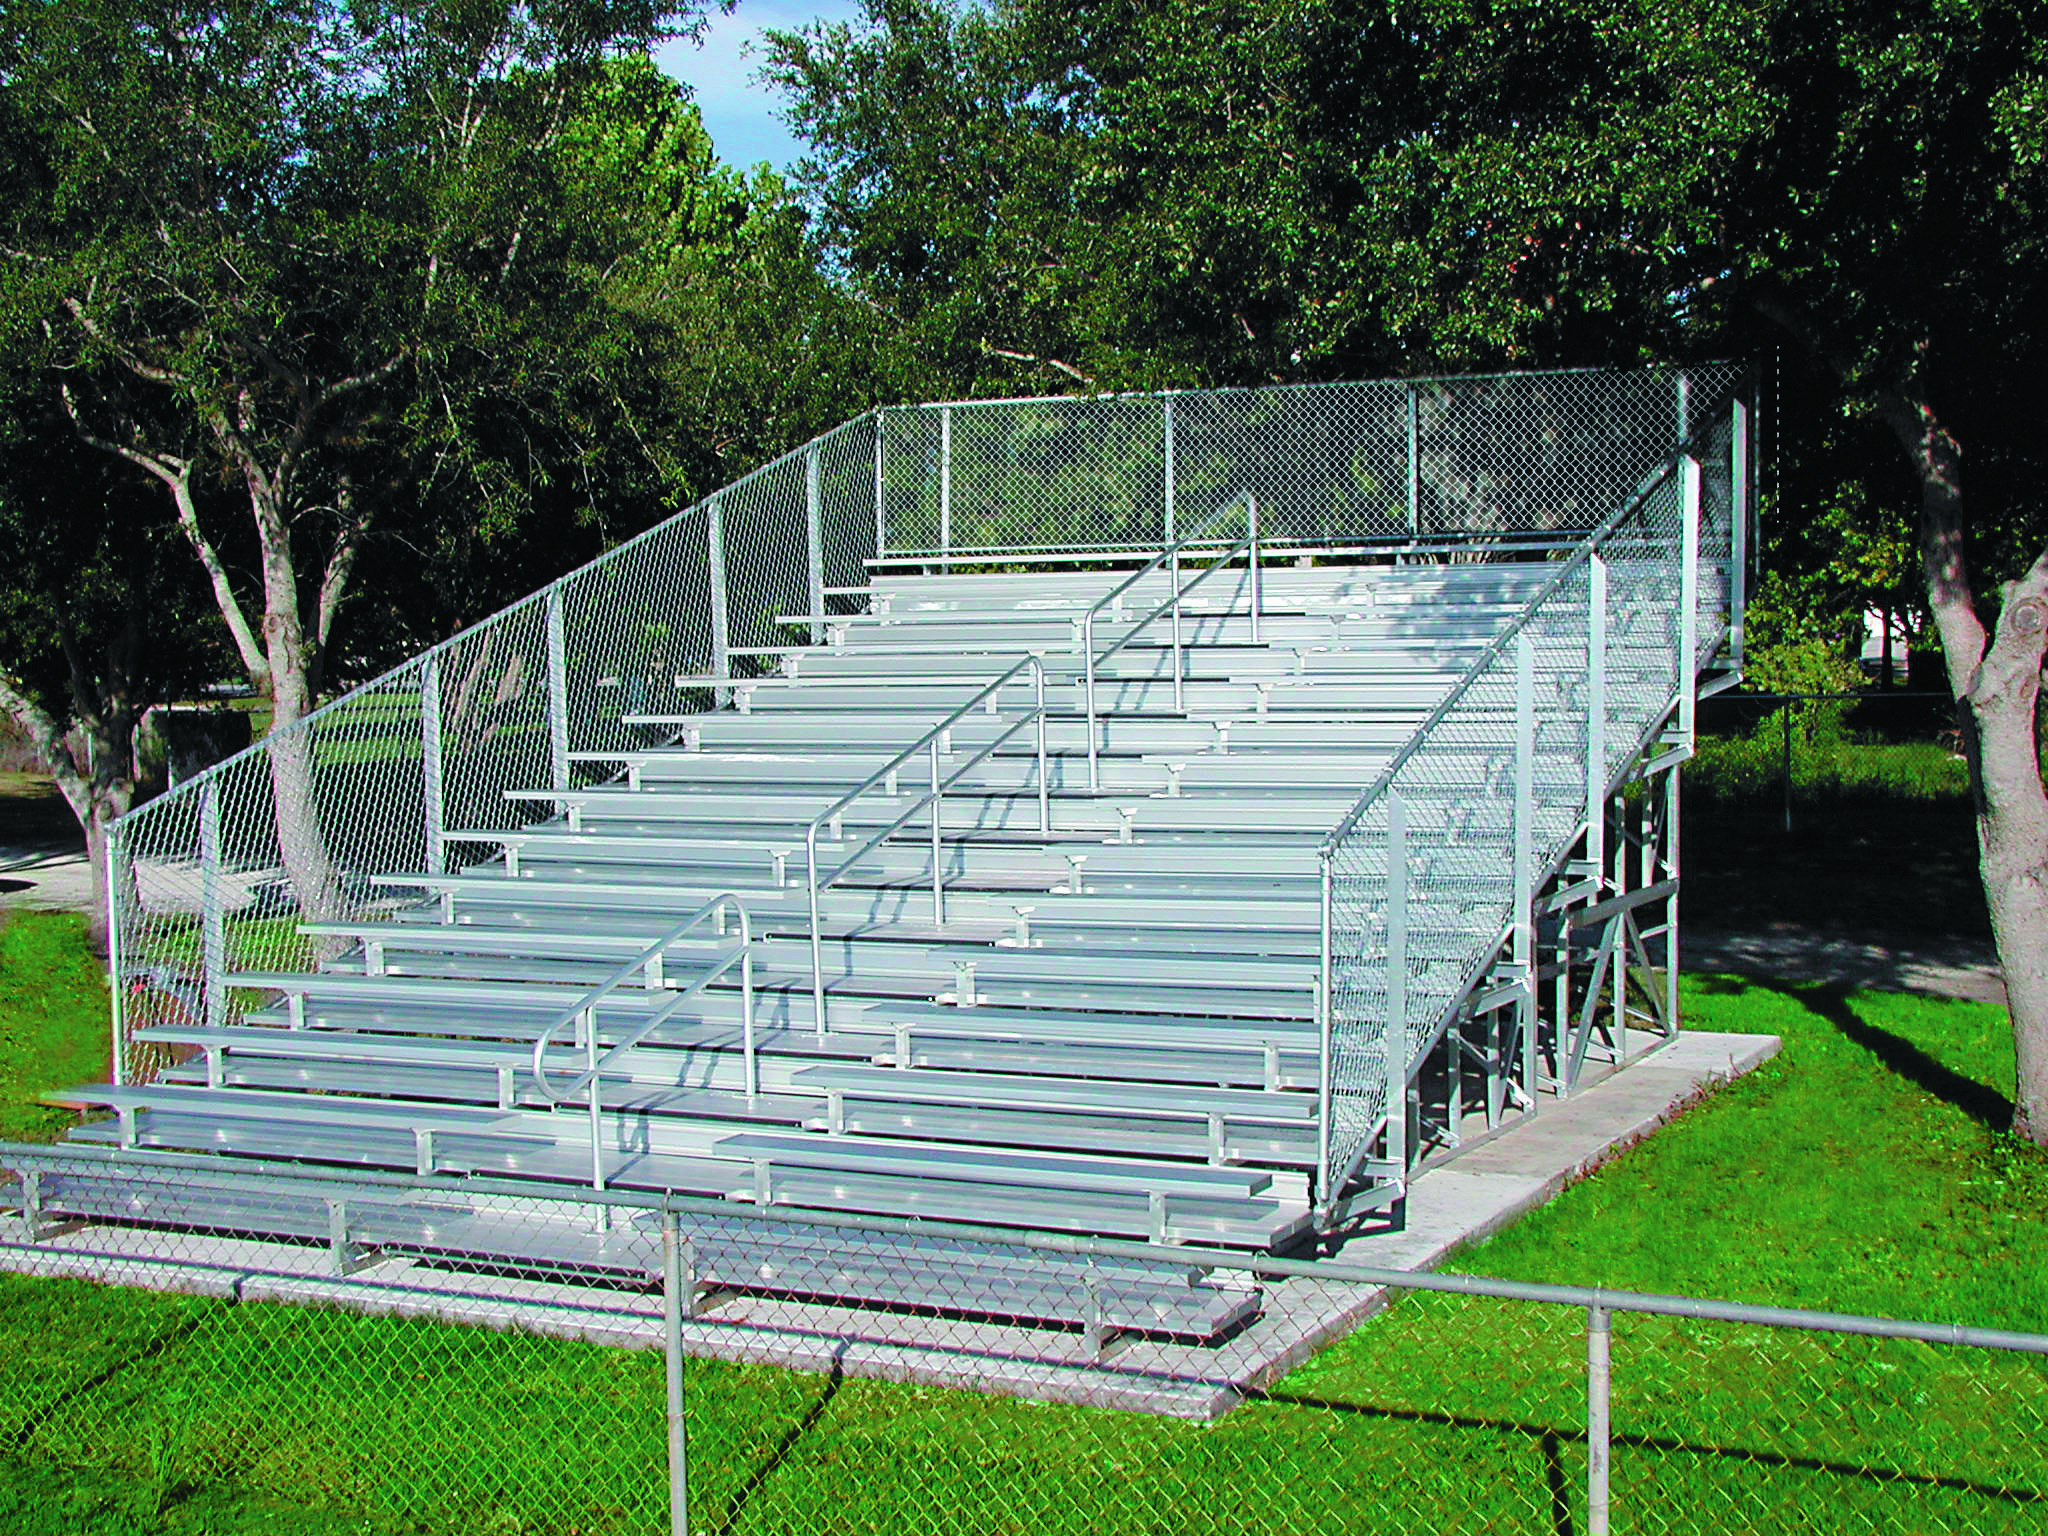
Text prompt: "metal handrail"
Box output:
[[803, 654, 1049, 1038], [1081, 495, 1261, 790], [1311, 433, 1722, 1212], [529, 892, 756, 1192]]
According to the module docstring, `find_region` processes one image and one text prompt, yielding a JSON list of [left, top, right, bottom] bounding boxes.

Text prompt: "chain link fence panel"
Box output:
[[1, 1156, 2042, 1535]]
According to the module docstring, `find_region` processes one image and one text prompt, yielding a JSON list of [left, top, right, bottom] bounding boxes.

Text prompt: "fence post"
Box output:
[[1247, 495, 1262, 645], [706, 495, 733, 710], [1587, 1301, 1612, 1536], [806, 445, 826, 645], [1678, 456, 1701, 744], [1316, 849, 1334, 1208], [545, 585, 570, 794], [1513, 635, 1538, 1103], [873, 410, 887, 559], [939, 405, 953, 556], [199, 779, 226, 1031], [1163, 396, 1177, 544], [421, 655, 445, 877], [1384, 794, 1409, 1182], [1730, 390, 1751, 673], [1405, 387, 1421, 536], [662, 1208, 691, 1536], [1586, 555, 1608, 886], [106, 822, 127, 1086]]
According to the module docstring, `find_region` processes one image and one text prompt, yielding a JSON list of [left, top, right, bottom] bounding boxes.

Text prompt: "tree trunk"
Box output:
[[253, 482, 348, 928], [1877, 383, 2048, 1144]]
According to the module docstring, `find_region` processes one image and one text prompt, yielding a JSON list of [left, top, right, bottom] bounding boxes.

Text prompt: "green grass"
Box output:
[[2, 914, 2045, 1532], [0, 911, 109, 1142], [1690, 729, 1973, 804]]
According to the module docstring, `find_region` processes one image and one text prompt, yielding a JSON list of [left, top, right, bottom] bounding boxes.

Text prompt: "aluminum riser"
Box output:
[[598, 750, 1400, 796], [18, 1164, 1258, 1335], [66, 1085, 1286, 1201], [65, 1110, 1312, 1246], [147, 1024, 1319, 1116], [160, 1059, 1321, 1169], [813, 614, 1512, 651], [333, 932, 1321, 996], [735, 679, 1454, 717], [218, 1003, 1327, 1090], [780, 646, 1481, 683], [652, 715, 1419, 753]]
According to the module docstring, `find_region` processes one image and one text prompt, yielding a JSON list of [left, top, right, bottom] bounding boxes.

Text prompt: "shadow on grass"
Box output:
[[1760, 980, 2014, 1132], [4, 1308, 216, 1457], [713, 1349, 845, 1536], [1256, 1390, 2045, 1515]]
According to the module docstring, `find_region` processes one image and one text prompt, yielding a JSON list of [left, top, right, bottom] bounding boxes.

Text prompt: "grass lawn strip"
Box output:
[[0, 911, 2044, 1532]]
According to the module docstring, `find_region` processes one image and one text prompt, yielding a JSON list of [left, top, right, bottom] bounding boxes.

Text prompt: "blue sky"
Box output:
[[654, 2, 864, 173]]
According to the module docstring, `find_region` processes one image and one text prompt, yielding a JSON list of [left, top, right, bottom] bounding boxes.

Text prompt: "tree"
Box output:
[[0, 387, 224, 944], [1349, 0, 2048, 1139], [0, 0, 702, 917], [769, 0, 2048, 1139]]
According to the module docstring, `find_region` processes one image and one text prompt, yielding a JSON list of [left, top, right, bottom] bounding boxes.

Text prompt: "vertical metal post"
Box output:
[[1782, 703, 1794, 835], [1083, 614, 1101, 792], [1315, 851, 1334, 1206], [587, 999, 606, 1192], [1586, 556, 1609, 888], [706, 495, 732, 710], [1384, 795, 1409, 1180], [1162, 397, 1177, 545], [939, 406, 953, 556], [1033, 658, 1050, 834], [1587, 1302, 1612, 1536], [662, 1209, 691, 1536], [545, 584, 570, 794], [807, 830, 827, 1042], [1170, 543, 1186, 712], [421, 655, 446, 877], [1247, 495, 1262, 645], [1405, 387, 1422, 536], [1665, 763, 1682, 1035], [106, 823, 127, 1086], [806, 445, 826, 645], [199, 780, 226, 1031], [1675, 368, 1691, 443], [1730, 392, 1751, 672], [1514, 636, 1537, 1104], [1678, 456, 1701, 743], [929, 738, 944, 925], [873, 410, 887, 559]]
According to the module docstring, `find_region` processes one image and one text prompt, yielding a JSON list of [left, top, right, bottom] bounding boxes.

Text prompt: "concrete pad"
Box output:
[[0, 1029, 1778, 1419]]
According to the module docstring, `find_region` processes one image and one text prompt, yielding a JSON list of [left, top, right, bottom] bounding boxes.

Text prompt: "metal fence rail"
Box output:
[[1, 1149, 2042, 1536]]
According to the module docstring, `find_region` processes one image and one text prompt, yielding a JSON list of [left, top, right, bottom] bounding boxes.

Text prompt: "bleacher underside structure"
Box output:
[[8, 365, 1754, 1342]]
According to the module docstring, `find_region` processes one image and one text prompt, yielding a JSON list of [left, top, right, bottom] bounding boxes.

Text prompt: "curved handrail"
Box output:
[[1081, 494, 1261, 790], [529, 892, 756, 1192], [803, 653, 1049, 1038]]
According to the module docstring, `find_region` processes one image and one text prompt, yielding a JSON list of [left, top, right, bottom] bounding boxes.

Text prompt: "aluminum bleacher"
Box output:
[[6, 365, 1753, 1341]]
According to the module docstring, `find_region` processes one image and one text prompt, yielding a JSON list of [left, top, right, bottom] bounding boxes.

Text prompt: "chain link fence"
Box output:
[[873, 366, 1742, 558], [2, 1151, 2043, 1535]]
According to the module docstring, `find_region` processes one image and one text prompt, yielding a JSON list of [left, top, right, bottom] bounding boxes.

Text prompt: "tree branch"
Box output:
[[983, 342, 1096, 386]]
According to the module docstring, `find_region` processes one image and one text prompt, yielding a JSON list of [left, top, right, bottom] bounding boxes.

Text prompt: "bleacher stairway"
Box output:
[[6, 366, 1751, 1337], [62, 559, 1563, 1248]]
